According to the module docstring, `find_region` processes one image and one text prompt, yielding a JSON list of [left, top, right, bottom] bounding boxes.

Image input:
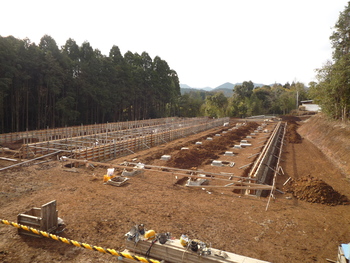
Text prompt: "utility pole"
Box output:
[[296, 91, 299, 109]]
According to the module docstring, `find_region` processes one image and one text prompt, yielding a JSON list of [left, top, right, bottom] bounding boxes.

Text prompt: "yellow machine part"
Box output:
[[144, 230, 156, 240]]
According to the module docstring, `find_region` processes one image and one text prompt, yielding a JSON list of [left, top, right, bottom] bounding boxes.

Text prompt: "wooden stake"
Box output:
[[0, 157, 17, 162], [0, 151, 61, 171], [283, 177, 291, 186]]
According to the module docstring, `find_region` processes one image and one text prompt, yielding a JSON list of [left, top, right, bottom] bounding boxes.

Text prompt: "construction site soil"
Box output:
[[0, 115, 350, 263]]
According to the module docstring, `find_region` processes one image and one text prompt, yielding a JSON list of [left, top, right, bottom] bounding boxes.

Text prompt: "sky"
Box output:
[[1, 0, 349, 88]]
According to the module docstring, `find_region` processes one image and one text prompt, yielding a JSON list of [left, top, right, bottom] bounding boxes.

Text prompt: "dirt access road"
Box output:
[[0, 117, 349, 263]]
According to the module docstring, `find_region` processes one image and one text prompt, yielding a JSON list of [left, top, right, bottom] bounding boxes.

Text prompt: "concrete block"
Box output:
[[160, 155, 171, 161], [186, 178, 208, 186], [121, 169, 142, 177], [211, 160, 224, 166]]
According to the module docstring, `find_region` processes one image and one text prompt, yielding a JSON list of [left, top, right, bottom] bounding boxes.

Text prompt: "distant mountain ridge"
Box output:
[[180, 84, 212, 91], [180, 82, 266, 97]]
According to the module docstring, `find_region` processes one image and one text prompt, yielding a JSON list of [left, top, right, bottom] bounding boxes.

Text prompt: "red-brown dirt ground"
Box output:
[[0, 115, 349, 263]]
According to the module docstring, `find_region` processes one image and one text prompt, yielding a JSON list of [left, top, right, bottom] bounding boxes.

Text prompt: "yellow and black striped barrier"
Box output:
[[0, 219, 161, 263]]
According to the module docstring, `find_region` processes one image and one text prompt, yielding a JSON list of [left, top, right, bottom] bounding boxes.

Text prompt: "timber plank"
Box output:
[[126, 239, 270, 263]]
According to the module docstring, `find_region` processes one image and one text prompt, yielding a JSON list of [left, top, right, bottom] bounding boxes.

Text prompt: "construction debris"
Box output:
[[185, 176, 208, 186], [105, 176, 129, 187]]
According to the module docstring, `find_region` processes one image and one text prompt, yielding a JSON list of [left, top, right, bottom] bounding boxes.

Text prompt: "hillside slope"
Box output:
[[298, 114, 350, 178]]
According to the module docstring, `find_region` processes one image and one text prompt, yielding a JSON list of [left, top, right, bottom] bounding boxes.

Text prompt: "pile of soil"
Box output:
[[166, 147, 218, 169], [286, 120, 302, 143], [280, 115, 301, 122], [166, 122, 259, 169], [284, 175, 349, 205]]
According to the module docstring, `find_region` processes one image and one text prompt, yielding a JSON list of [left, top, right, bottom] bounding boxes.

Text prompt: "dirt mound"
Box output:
[[166, 122, 259, 169], [286, 120, 302, 143], [284, 175, 349, 205], [166, 147, 219, 169], [281, 115, 302, 122]]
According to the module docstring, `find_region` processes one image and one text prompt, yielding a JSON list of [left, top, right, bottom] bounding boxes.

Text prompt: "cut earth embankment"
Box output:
[[298, 114, 350, 178]]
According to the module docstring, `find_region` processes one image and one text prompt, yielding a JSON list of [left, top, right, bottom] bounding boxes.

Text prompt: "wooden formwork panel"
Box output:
[[0, 117, 182, 144], [18, 118, 229, 161], [71, 120, 226, 162]]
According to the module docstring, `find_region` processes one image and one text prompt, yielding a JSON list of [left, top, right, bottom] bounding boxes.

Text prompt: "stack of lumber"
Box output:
[[125, 238, 270, 263]]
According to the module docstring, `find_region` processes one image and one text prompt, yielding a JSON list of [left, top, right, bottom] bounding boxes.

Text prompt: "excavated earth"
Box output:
[[0, 115, 350, 263]]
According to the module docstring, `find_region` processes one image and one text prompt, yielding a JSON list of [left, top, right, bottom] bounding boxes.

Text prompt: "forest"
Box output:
[[310, 2, 350, 122], [2, 0, 350, 135], [0, 34, 312, 134], [181, 81, 308, 119], [0, 35, 181, 133]]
